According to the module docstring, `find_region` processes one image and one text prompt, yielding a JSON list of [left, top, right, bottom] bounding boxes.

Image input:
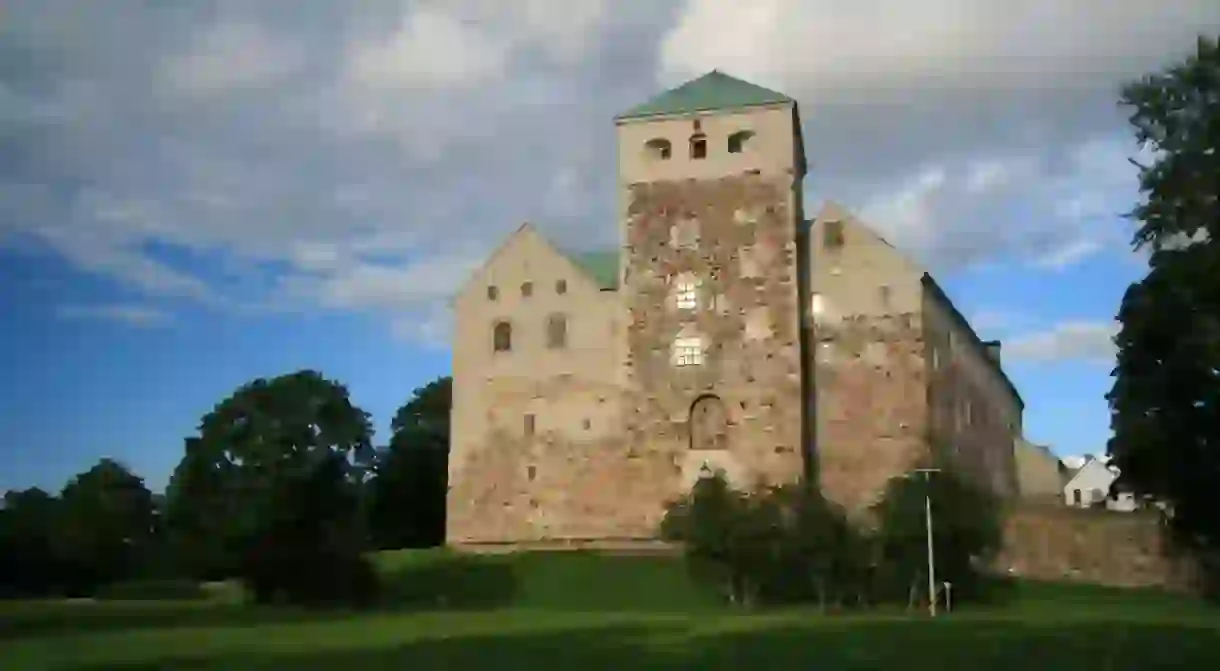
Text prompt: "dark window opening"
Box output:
[[546, 313, 568, 349], [487, 285, 499, 300], [644, 138, 672, 160], [493, 321, 512, 352], [521, 281, 533, 297], [556, 279, 567, 294], [690, 133, 707, 160], [524, 414, 535, 436], [727, 130, 755, 154], [824, 220, 845, 248]]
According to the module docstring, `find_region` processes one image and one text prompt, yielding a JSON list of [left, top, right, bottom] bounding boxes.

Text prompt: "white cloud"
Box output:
[[2, 1, 1215, 347], [348, 9, 509, 90], [659, 0, 1220, 92], [1005, 321, 1119, 363], [164, 22, 304, 94], [56, 304, 173, 327]]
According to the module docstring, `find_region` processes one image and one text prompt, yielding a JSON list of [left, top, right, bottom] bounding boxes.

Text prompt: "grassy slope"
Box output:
[[2, 551, 1218, 670]]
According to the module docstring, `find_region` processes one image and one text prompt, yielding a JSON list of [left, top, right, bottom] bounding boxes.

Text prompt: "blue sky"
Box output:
[[1, 1, 1216, 493]]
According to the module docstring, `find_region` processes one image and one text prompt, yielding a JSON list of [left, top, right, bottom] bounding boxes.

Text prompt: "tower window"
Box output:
[[690, 133, 707, 160], [673, 336, 704, 367], [644, 138, 672, 160], [674, 275, 700, 310], [727, 130, 755, 154], [524, 414, 536, 436], [546, 313, 568, 349], [823, 220, 845, 248], [487, 285, 499, 300], [556, 279, 567, 294], [521, 281, 533, 297], [492, 321, 513, 352], [879, 284, 891, 309]]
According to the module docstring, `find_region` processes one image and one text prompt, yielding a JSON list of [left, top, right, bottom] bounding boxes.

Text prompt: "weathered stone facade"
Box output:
[[448, 72, 1027, 547], [814, 313, 931, 512], [622, 175, 808, 495]]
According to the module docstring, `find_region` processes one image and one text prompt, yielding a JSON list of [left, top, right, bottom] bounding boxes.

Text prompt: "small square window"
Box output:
[[487, 285, 499, 300], [556, 279, 567, 294], [582, 418, 591, 430], [673, 336, 704, 367], [675, 279, 699, 310], [824, 220, 845, 248], [527, 465, 537, 481], [521, 282, 533, 297]]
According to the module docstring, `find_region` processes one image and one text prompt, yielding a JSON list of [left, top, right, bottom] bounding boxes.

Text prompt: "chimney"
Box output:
[[983, 340, 1002, 365]]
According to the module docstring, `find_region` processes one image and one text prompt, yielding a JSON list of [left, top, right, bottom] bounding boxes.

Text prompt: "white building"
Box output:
[[1062, 456, 1137, 512]]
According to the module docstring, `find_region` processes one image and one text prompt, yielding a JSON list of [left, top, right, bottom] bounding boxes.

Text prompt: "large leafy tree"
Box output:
[[164, 370, 376, 602], [55, 459, 158, 592], [1107, 36, 1220, 595], [0, 488, 62, 595], [367, 376, 451, 549]]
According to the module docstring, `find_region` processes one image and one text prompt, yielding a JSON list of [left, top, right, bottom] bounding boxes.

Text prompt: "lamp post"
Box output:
[[912, 467, 941, 617]]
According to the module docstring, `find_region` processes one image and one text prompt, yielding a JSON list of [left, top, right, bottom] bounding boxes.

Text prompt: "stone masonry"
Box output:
[[815, 313, 931, 513], [622, 174, 808, 498]]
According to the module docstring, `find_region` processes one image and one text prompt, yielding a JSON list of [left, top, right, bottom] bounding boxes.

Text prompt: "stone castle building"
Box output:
[[447, 71, 1025, 545]]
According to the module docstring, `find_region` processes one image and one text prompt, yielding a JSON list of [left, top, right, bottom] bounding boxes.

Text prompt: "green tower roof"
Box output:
[[565, 250, 619, 290], [615, 70, 793, 120]]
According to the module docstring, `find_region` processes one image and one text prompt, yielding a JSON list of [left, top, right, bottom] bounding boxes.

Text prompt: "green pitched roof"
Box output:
[[616, 70, 793, 120], [564, 250, 619, 290]]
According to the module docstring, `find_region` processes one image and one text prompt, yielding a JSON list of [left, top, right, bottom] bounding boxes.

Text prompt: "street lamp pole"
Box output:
[[912, 467, 940, 617]]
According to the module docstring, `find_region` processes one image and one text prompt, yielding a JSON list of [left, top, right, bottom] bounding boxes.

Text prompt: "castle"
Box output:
[[446, 71, 1025, 546]]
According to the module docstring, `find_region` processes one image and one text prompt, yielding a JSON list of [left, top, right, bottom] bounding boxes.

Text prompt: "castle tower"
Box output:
[[614, 71, 811, 521]]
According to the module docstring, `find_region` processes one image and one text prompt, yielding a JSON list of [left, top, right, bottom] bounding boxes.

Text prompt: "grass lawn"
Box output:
[[2, 551, 1218, 670]]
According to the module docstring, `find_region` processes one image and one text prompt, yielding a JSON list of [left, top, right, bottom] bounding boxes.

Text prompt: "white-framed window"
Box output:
[[675, 278, 700, 310], [673, 336, 704, 367]]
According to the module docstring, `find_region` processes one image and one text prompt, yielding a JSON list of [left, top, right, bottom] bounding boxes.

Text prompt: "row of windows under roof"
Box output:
[[643, 128, 756, 161], [488, 279, 566, 301]]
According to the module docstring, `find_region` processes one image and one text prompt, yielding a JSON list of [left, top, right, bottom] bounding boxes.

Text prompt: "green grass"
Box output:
[[2, 551, 1218, 670]]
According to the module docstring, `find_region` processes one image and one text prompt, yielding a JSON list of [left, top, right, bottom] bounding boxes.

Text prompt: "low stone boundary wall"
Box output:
[[998, 504, 1196, 591]]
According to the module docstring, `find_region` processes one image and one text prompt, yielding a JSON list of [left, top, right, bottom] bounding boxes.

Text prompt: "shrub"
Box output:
[[661, 473, 870, 608], [93, 579, 205, 601], [871, 468, 1004, 608]]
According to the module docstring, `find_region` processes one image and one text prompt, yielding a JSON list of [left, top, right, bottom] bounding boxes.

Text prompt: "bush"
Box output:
[[871, 468, 1004, 608], [93, 579, 205, 601], [661, 473, 869, 608]]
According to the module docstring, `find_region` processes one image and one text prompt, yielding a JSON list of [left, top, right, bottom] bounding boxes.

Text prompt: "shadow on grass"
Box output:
[[61, 618, 1220, 671], [1, 556, 521, 640]]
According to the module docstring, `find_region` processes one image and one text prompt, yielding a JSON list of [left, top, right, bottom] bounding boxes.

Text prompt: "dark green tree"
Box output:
[[367, 376, 451, 549], [0, 488, 63, 596], [1107, 35, 1220, 596], [165, 370, 377, 605], [54, 459, 158, 594], [871, 469, 1002, 609]]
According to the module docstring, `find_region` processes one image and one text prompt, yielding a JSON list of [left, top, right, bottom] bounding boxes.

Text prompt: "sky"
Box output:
[[2, 0, 1218, 494]]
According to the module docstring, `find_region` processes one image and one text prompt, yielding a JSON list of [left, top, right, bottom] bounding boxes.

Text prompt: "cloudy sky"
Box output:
[[2, 0, 1217, 493]]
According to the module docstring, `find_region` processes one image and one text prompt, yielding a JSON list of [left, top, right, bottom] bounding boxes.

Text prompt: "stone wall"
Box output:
[[622, 173, 808, 494], [999, 505, 1196, 591], [814, 313, 930, 513], [447, 376, 678, 542]]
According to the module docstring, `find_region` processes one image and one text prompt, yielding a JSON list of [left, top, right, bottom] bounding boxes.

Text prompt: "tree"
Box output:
[[165, 370, 377, 605], [870, 469, 1003, 608], [54, 459, 158, 594], [366, 376, 451, 549], [1107, 35, 1220, 596], [0, 488, 62, 596]]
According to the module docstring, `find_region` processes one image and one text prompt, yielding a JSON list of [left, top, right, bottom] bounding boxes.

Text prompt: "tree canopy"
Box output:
[[1107, 35, 1220, 595]]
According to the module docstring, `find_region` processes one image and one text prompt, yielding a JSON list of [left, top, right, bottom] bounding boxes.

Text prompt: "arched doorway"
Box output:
[[689, 394, 728, 451]]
